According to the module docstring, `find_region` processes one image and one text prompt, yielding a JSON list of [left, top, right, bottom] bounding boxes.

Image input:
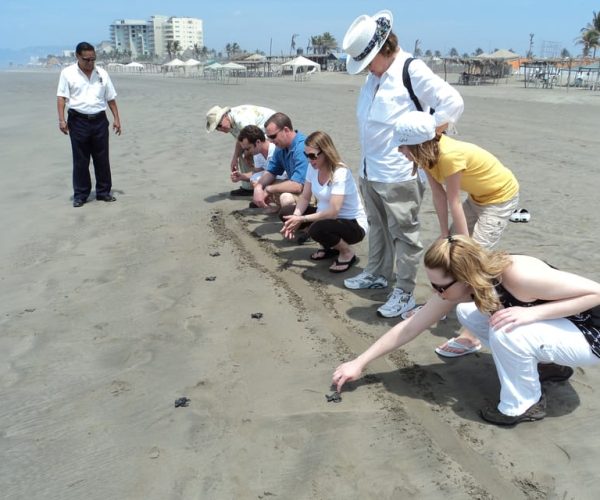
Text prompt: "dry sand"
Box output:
[[1, 70, 600, 499]]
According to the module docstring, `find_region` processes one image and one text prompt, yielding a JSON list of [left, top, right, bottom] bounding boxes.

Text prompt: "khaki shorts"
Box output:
[[451, 194, 519, 249]]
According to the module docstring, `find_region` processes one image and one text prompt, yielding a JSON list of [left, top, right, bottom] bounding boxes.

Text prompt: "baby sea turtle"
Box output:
[[251, 312, 263, 319], [205, 276, 216, 281], [325, 392, 342, 403], [174, 397, 190, 408]]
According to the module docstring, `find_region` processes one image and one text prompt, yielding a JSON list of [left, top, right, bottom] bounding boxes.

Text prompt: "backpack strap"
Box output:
[[403, 57, 423, 111], [403, 57, 435, 114]]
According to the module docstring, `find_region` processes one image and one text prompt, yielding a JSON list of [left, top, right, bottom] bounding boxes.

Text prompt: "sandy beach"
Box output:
[[1, 69, 600, 499]]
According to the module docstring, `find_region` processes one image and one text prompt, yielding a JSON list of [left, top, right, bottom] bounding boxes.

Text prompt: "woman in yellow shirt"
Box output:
[[394, 111, 519, 356]]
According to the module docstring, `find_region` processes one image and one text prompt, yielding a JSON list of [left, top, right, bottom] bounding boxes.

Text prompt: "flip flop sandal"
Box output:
[[329, 255, 357, 273], [310, 248, 339, 260], [435, 337, 482, 357]]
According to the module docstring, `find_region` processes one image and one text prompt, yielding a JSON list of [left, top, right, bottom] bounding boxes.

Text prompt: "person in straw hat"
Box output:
[[341, 10, 464, 320], [206, 104, 275, 197], [393, 110, 520, 357]]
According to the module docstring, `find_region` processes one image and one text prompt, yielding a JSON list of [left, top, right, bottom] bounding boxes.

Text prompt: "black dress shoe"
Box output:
[[96, 195, 117, 202], [73, 199, 85, 208]]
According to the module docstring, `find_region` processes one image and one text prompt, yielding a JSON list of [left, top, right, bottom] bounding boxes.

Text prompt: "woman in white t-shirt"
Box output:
[[281, 131, 368, 273]]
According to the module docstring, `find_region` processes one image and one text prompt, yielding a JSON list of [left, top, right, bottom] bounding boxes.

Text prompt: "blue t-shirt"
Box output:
[[266, 131, 308, 184]]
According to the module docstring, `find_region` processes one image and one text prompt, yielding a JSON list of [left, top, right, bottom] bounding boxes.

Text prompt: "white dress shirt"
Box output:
[[356, 51, 464, 183], [57, 63, 117, 114]]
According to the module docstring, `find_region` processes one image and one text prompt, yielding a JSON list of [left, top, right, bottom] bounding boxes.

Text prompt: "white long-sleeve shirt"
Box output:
[[356, 51, 464, 183]]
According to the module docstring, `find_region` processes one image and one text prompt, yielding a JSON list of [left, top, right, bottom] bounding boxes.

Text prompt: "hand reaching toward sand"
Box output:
[[332, 359, 364, 392]]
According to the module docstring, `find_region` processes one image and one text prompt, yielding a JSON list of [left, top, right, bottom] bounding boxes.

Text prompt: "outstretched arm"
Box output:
[[332, 295, 455, 392]]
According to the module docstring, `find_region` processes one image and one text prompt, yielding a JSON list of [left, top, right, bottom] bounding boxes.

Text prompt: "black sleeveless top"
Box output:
[[495, 281, 600, 358]]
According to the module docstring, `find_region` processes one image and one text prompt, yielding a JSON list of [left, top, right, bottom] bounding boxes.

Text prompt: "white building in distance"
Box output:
[[110, 15, 204, 60]]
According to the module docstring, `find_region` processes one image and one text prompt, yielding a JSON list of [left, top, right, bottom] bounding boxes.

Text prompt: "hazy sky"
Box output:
[[0, 0, 597, 56]]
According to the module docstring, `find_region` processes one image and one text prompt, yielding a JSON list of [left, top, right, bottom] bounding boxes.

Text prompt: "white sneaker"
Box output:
[[344, 271, 388, 290], [377, 288, 416, 318]]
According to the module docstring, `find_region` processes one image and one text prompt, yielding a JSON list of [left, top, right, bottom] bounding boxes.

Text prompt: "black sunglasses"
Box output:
[[266, 129, 281, 140], [80, 56, 96, 62], [304, 151, 322, 161], [430, 279, 457, 294]]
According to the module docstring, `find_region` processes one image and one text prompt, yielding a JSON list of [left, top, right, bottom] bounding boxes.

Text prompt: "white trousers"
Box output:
[[456, 302, 600, 416]]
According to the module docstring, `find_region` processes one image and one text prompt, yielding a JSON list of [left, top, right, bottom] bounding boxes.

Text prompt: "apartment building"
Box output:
[[110, 15, 204, 59], [110, 19, 150, 57]]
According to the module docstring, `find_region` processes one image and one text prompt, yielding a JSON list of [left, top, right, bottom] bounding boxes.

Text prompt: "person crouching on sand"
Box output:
[[332, 235, 600, 426], [281, 131, 368, 273]]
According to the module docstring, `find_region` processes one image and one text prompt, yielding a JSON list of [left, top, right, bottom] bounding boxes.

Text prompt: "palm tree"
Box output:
[[166, 41, 173, 60], [579, 11, 600, 57], [561, 48, 571, 58], [413, 39, 421, 56], [449, 47, 459, 57], [193, 43, 201, 60], [310, 32, 337, 54], [473, 47, 484, 56], [172, 41, 181, 58], [320, 32, 337, 53], [576, 29, 599, 57], [231, 42, 240, 58], [225, 43, 232, 59]]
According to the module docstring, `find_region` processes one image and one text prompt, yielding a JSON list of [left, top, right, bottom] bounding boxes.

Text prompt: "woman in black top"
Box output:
[[332, 235, 600, 425]]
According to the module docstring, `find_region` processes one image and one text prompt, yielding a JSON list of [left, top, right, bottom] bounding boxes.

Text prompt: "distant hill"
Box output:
[[0, 45, 70, 68]]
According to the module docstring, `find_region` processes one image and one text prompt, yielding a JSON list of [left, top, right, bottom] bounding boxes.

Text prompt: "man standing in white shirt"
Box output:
[[57, 42, 121, 208]]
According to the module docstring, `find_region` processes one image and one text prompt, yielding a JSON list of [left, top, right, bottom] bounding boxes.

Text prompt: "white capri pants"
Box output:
[[456, 302, 600, 416]]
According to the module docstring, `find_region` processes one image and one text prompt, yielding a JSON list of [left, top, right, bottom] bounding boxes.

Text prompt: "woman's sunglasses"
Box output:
[[430, 279, 457, 294], [304, 151, 322, 161]]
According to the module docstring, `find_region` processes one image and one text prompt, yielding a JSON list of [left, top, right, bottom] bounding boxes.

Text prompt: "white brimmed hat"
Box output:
[[394, 111, 437, 146], [343, 10, 393, 75], [206, 105, 230, 133]]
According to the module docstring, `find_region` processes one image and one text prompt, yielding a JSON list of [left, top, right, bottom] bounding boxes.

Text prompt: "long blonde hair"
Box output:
[[424, 235, 512, 313], [305, 131, 345, 185], [406, 137, 440, 175]]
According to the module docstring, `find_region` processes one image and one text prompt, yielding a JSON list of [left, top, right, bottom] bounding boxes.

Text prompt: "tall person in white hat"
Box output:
[[341, 10, 464, 319]]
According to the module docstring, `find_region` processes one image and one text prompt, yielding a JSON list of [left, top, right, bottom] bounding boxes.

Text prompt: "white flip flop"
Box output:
[[435, 337, 482, 357]]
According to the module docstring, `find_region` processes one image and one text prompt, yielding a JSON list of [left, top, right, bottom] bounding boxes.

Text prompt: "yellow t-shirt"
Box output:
[[429, 135, 519, 205]]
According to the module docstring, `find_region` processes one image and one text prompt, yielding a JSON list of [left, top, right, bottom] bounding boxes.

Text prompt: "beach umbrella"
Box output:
[[222, 62, 246, 70], [184, 58, 202, 66], [281, 56, 320, 79], [163, 58, 184, 67]]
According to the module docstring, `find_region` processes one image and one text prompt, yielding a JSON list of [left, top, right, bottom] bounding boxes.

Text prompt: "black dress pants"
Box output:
[[68, 111, 112, 201]]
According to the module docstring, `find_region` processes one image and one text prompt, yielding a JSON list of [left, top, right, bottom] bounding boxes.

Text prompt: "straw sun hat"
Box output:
[[342, 10, 393, 75], [206, 105, 231, 133]]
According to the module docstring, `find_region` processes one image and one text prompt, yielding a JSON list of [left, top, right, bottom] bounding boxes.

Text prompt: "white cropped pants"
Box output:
[[456, 302, 600, 416]]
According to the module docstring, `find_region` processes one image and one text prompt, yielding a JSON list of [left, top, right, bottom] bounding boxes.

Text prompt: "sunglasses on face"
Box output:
[[303, 151, 322, 161], [80, 56, 96, 62], [266, 128, 282, 140], [430, 279, 457, 294]]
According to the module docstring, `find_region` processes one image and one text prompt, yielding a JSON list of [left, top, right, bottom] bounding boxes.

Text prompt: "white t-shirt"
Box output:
[[57, 63, 117, 114], [305, 165, 368, 232], [250, 143, 287, 182]]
